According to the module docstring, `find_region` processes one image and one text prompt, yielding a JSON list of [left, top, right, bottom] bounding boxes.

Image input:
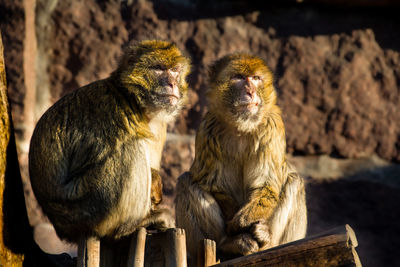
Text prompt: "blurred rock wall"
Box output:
[[35, 1, 400, 162], [1, 0, 399, 266]]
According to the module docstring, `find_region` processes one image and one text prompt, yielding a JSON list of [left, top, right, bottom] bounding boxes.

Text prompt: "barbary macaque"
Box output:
[[29, 40, 191, 243], [175, 53, 307, 258]]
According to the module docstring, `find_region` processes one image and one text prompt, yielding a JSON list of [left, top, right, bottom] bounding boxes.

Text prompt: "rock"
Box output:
[[306, 176, 400, 267], [280, 30, 400, 161], [0, 0, 25, 133], [160, 134, 195, 210]]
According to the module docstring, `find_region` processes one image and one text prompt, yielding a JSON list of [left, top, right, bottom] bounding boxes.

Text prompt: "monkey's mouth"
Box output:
[[155, 93, 180, 105], [236, 102, 260, 113], [156, 93, 180, 99]]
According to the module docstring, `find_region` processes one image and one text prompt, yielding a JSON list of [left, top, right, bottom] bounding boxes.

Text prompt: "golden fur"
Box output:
[[29, 40, 191, 242], [176, 54, 306, 259]]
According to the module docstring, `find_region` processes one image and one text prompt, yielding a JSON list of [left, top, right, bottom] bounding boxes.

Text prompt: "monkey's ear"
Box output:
[[114, 44, 139, 73]]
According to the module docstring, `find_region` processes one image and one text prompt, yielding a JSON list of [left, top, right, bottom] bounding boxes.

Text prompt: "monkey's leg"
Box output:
[[267, 171, 307, 248], [138, 168, 175, 231], [175, 172, 226, 258], [226, 185, 279, 239]]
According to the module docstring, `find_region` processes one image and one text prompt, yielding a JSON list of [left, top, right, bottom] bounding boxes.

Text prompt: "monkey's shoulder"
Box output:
[[30, 79, 153, 171], [37, 79, 147, 137]]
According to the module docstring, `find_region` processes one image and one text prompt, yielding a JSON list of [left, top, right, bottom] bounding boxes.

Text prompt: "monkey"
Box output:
[[29, 40, 191, 243], [175, 53, 307, 259]]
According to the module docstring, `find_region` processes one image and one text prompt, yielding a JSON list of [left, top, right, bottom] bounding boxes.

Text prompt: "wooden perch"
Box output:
[[77, 228, 187, 267], [210, 224, 361, 267]]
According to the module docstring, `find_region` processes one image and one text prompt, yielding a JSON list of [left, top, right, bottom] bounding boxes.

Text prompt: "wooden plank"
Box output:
[[77, 237, 100, 267], [212, 224, 362, 267], [127, 227, 147, 267], [197, 239, 217, 267]]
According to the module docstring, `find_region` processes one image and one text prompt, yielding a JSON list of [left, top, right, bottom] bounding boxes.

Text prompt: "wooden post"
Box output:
[[144, 228, 187, 267], [197, 239, 217, 267], [165, 228, 187, 267], [77, 237, 100, 267], [212, 224, 362, 267], [127, 227, 147, 267]]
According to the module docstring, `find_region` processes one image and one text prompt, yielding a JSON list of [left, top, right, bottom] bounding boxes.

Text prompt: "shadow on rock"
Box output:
[[306, 165, 400, 267]]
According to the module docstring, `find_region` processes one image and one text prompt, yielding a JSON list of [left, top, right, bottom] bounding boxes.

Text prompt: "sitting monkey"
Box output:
[[29, 40, 191, 243], [175, 53, 307, 259]]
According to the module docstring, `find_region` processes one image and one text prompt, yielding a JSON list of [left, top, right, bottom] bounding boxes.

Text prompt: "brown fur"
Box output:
[[175, 54, 306, 259], [29, 40, 191, 243]]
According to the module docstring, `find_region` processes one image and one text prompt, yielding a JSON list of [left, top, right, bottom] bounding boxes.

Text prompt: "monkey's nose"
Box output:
[[246, 87, 255, 97]]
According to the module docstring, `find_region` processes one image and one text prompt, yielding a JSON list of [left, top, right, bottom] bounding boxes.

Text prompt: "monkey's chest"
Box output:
[[211, 164, 247, 220]]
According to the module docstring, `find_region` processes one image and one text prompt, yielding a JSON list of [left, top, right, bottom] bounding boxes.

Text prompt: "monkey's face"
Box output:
[[229, 73, 263, 116], [208, 54, 275, 130], [146, 63, 185, 110], [118, 40, 191, 115]]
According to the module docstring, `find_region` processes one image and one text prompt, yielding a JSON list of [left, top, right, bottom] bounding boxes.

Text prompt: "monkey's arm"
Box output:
[[140, 168, 175, 230], [226, 185, 279, 234], [175, 172, 227, 257], [150, 168, 163, 209]]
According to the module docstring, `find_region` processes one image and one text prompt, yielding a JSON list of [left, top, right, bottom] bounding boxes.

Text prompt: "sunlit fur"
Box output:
[[114, 40, 191, 121], [176, 54, 307, 259], [29, 40, 191, 243], [207, 54, 275, 132]]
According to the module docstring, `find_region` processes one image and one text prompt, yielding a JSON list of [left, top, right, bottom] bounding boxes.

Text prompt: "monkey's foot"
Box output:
[[141, 208, 175, 231], [251, 221, 270, 248], [220, 233, 259, 256]]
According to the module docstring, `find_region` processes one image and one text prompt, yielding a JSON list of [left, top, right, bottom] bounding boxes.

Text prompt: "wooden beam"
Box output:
[[212, 224, 361, 267]]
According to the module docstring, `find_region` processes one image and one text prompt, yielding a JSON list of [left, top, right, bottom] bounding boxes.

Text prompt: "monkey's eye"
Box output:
[[171, 66, 181, 72], [252, 75, 261, 81], [231, 74, 245, 80], [151, 65, 165, 75], [151, 64, 165, 71]]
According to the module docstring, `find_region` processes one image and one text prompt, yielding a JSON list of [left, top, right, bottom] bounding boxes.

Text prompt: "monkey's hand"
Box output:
[[250, 220, 270, 249], [151, 168, 163, 209], [140, 208, 175, 231], [226, 186, 278, 234], [220, 233, 259, 256]]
